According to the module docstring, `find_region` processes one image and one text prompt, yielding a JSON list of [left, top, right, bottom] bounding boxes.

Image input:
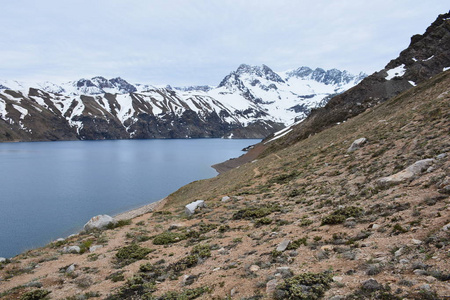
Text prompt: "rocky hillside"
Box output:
[[0, 65, 365, 142], [0, 61, 448, 299], [262, 11, 450, 154]]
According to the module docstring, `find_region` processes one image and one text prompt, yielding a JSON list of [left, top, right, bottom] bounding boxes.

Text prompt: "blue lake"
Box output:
[[0, 139, 259, 258]]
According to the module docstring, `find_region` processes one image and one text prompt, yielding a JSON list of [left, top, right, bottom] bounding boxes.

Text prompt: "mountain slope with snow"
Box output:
[[0, 65, 366, 142]]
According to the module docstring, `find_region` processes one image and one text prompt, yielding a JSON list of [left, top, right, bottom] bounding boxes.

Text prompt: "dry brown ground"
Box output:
[[0, 71, 449, 299]]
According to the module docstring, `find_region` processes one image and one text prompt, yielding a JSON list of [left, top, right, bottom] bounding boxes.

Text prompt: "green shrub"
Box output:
[[153, 231, 186, 245], [115, 244, 153, 266], [299, 219, 313, 227], [392, 223, 408, 234], [255, 217, 273, 227], [107, 219, 132, 230], [20, 289, 51, 300], [233, 204, 280, 220], [287, 237, 308, 250], [274, 272, 333, 300], [321, 206, 363, 225], [191, 244, 211, 258]]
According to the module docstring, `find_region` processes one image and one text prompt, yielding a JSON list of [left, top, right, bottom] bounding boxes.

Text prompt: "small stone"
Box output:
[[218, 248, 229, 255], [250, 265, 260, 272], [436, 153, 447, 160], [288, 250, 298, 257], [56, 238, 65, 242], [333, 276, 344, 282], [413, 269, 428, 276], [400, 259, 410, 264], [411, 239, 422, 245], [419, 284, 431, 291], [89, 245, 103, 252], [424, 276, 437, 283], [442, 223, 450, 231], [276, 267, 293, 278], [394, 248, 403, 257], [230, 288, 237, 296], [66, 264, 75, 274], [321, 245, 333, 251], [361, 279, 382, 291], [221, 196, 231, 202], [276, 239, 291, 252], [330, 297, 344, 300], [347, 137, 367, 152], [370, 224, 381, 230], [182, 274, 196, 286], [213, 267, 221, 272], [266, 279, 278, 294]]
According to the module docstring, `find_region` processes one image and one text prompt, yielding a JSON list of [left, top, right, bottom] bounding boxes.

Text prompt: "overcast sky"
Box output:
[[0, 0, 448, 86]]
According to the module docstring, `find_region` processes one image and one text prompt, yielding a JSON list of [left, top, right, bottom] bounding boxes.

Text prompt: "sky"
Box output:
[[0, 0, 448, 86]]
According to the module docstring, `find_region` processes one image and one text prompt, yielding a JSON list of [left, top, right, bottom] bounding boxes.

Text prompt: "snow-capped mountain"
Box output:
[[0, 65, 366, 142]]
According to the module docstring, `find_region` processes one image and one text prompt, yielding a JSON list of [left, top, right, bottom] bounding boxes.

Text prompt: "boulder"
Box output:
[[377, 159, 434, 186], [89, 245, 103, 252], [0, 257, 6, 263], [83, 215, 116, 232], [221, 196, 231, 202], [266, 279, 278, 294], [185, 200, 206, 216], [63, 246, 81, 254], [347, 137, 367, 152]]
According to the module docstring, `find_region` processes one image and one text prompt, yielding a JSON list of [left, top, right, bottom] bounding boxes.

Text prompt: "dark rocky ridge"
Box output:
[[263, 11, 450, 154]]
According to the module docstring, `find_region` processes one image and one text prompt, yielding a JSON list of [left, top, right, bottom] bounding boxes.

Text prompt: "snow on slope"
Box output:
[[0, 65, 366, 138]]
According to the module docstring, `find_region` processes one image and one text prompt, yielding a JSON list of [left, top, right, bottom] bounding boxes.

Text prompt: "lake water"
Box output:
[[0, 139, 259, 258]]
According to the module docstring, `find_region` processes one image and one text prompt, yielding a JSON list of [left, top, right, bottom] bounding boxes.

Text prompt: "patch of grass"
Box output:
[[321, 206, 363, 225], [107, 219, 132, 230], [270, 171, 300, 185], [233, 204, 280, 220], [20, 289, 51, 300], [115, 244, 153, 266], [152, 231, 186, 245], [299, 218, 313, 227], [392, 223, 408, 234], [274, 271, 333, 299], [286, 237, 308, 250], [254, 217, 273, 227], [191, 244, 211, 258]]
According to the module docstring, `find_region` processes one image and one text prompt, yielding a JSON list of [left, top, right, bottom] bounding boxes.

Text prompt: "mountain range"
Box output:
[[0, 66, 365, 142]]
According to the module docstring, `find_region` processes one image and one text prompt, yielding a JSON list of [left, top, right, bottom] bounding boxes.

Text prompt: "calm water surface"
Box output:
[[0, 139, 259, 258]]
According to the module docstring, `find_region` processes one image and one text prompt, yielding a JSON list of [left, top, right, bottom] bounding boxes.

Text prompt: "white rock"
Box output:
[[436, 153, 447, 160], [249, 265, 260, 272], [221, 196, 231, 202], [411, 239, 422, 245], [63, 246, 81, 254], [347, 138, 367, 152], [89, 245, 103, 252], [333, 276, 344, 282], [442, 223, 450, 231], [0, 257, 6, 263], [377, 159, 434, 186], [83, 215, 116, 232], [66, 264, 75, 274], [266, 279, 278, 294], [370, 224, 381, 230], [394, 248, 403, 257], [276, 239, 291, 252], [185, 200, 206, 216], [55, 238, 65, 242]]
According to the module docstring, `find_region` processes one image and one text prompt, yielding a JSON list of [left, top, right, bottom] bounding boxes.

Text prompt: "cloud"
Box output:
[[0, 0, 448, 85]]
